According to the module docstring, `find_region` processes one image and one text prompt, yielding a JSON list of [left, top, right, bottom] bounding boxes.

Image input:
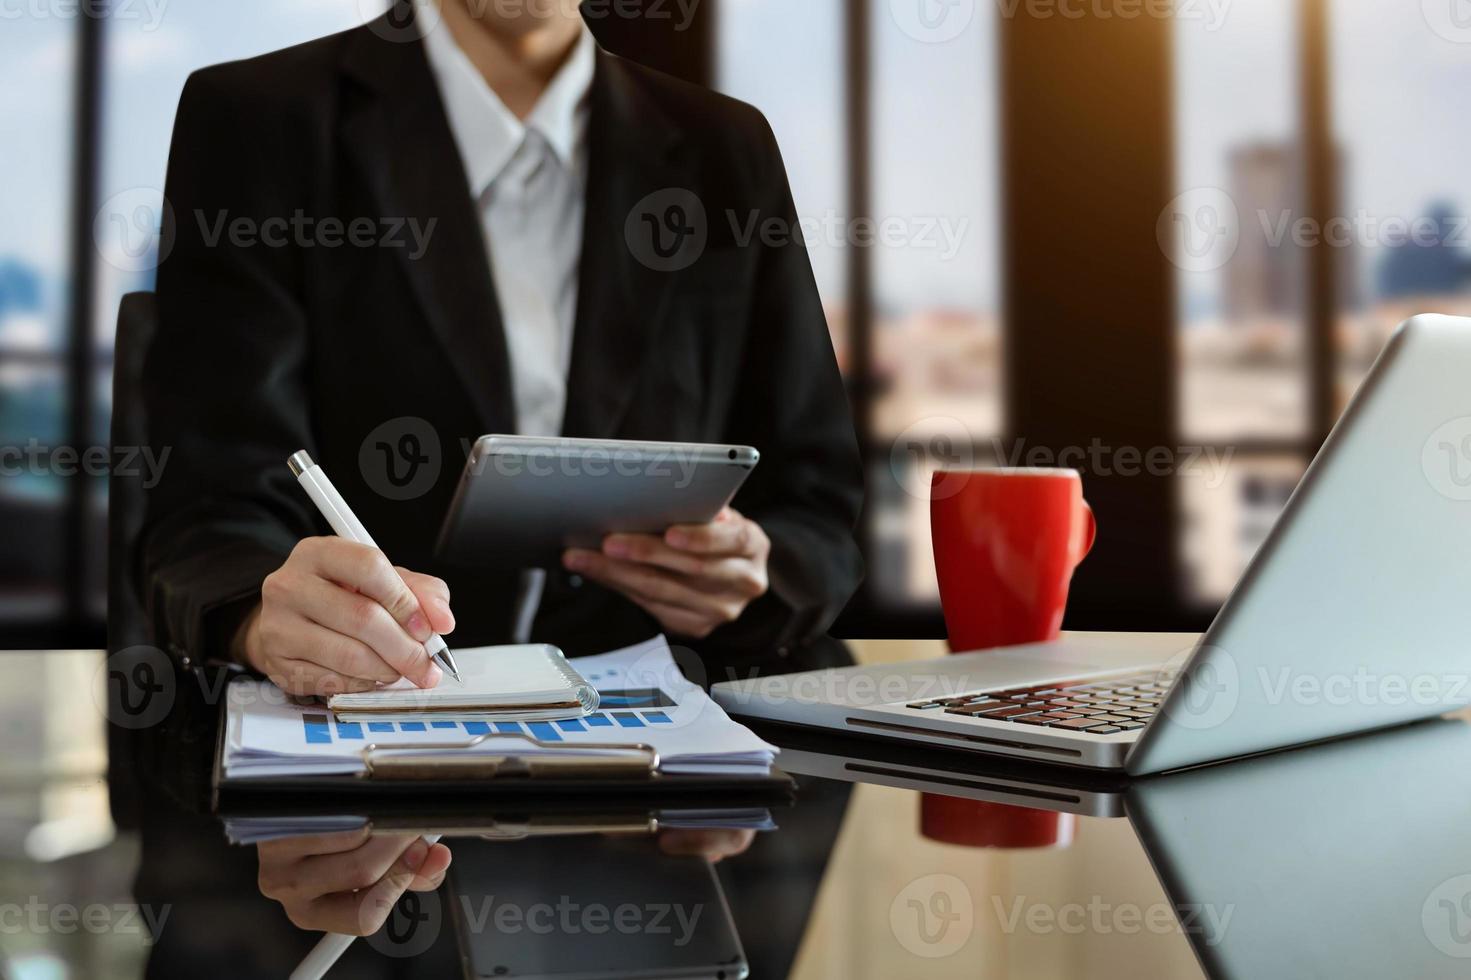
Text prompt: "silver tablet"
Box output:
[[436, 435, 760, 568]]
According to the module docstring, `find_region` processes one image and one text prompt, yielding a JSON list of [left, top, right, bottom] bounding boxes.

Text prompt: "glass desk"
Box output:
[[4, 643, 1471, 978]]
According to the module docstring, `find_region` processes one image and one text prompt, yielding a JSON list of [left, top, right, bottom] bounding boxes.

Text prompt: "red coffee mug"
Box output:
[[929, 467, 1096, 652], [921, 794, 1076, 849]]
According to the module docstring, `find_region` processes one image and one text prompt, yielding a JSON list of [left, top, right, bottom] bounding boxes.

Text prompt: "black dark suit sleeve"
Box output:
[[140, 69, 324, 663], [716, 111, 866, 653]]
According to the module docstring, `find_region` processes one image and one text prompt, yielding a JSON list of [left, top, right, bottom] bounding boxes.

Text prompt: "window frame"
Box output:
[[6, 0, 1347, 647]]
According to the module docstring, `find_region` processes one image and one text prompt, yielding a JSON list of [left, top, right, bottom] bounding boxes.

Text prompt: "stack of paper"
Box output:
[[223, 636, 779, 780]]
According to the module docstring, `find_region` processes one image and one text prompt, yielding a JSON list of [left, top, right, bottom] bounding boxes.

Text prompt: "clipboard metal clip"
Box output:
[[360, 731, 661, 781]]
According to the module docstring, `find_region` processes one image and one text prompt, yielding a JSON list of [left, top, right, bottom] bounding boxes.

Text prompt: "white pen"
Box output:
[[287, 450, 461, 683], [288, 833, 445, 980]]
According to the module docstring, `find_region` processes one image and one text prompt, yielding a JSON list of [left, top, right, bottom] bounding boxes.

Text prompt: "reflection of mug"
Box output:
[[921, 794, 1076, 850], [930, 468, 1095, 652]]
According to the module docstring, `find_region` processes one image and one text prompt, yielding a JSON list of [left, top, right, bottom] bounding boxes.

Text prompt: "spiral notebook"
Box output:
[[326, 643, 599, 723]]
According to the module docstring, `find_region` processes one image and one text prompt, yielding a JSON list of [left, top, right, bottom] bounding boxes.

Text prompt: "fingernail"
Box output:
[[405, 839, 429, 871], [604, 538, 629, 559], [564, 552, 588, 571], [431, 597, 456, 633], [666, 530, 688, 548], [407, 611, 430, 639]]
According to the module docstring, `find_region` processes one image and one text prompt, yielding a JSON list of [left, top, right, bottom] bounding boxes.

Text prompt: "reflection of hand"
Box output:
[[257, 827, 453, 934], [656, 827, 756, 863], [563, 508, 770, 639]]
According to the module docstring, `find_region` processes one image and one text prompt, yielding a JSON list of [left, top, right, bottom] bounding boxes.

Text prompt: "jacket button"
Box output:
[[567, 574, 583, 589]]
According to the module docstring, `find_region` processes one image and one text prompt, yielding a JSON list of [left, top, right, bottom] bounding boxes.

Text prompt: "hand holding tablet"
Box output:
[[436, 436, 759, 568], [564, 506, 772, 640], [437, 436, 768, 639]]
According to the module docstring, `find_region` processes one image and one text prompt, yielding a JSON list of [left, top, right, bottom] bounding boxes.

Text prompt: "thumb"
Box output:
[[352, 838, 431, 936]]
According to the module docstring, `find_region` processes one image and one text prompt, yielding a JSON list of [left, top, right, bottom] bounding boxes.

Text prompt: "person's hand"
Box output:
[[561, 508, 770, 640], [257, 827, 452, 935], [234, 537, 457, 696], [656, 828, 756, 863]]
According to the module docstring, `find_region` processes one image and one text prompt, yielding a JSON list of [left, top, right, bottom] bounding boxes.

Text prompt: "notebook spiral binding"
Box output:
[[544, 646, 601, 713]]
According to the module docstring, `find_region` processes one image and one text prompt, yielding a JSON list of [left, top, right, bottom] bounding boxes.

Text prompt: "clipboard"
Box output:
[[211, 701, 794, 807], [219, 801, 780, 841]]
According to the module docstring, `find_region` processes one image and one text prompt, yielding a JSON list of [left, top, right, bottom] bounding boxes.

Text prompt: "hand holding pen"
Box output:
[[255, 827, 452, 980], [230, 452, 460, 696]]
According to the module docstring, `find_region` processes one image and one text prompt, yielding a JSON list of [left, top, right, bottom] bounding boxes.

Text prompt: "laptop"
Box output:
[[713, 314, 1471, 774]]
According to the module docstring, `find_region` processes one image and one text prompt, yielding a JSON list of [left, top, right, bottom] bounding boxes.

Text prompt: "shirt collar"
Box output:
[[415, 0, 595, 197]]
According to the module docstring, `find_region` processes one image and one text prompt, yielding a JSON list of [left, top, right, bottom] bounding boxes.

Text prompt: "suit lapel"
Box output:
[[339, 9, 516, 433], [561, 51, 688, 439]]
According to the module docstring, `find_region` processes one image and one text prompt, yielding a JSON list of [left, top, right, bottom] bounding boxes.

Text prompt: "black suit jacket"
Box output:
[[140, 8, 863, 677]]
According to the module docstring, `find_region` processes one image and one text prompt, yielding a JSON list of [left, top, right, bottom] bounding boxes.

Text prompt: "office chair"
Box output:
[[106, 291, 157, 829]]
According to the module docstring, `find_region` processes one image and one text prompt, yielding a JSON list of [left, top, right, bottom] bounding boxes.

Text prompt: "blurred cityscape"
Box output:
[[3, 0, 1471, 632]]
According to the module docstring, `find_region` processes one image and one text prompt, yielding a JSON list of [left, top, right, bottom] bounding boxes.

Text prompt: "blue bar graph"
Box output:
[[463, 722, 491, 735], [527, 721, 563, 742], [303, 714, 332, 744], [643, 711, 672, 724], [612, 712, 645, 728], [556, 719, 586, 732], [367, 722, 395, 733], [585, 713, 614, 727], [432, 721, 460, 729], [334, 721, 364, 739], [399, 722, 426, 732], [494, 722, 523, 734]]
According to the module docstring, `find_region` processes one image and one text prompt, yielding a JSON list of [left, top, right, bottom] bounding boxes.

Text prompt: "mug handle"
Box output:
[[1078, 499, 1097, 562]]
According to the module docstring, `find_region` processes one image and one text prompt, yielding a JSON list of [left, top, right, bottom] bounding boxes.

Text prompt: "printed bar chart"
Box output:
[[298, 712, 679, 744]]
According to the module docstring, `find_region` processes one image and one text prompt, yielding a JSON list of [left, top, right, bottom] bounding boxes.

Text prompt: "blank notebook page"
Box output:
[[328, 644, 590, 710]]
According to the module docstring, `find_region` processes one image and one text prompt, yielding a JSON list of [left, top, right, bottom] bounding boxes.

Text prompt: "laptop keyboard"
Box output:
[[903, 668, 1177, 735]]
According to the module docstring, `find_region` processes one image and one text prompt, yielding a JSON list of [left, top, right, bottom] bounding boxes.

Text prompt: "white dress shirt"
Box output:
[[418, 7, 595, 438], [418, 8, 596, 641]]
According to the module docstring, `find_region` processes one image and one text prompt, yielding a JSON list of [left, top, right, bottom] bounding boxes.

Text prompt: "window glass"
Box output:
[[715, 0, 849, 360], [1172, 0, 1308, 603], [1330, 1, 1471, 408]]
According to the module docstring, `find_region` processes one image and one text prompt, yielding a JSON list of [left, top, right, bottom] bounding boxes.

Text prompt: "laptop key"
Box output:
[[946, 703, 1012, 716], [1090, 726, 1123, 734], [1050, 717, 1109, 730], [907, 702, 944, 709], [970, 704, 1046, 719], [1115, 721, 1146, 730]]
